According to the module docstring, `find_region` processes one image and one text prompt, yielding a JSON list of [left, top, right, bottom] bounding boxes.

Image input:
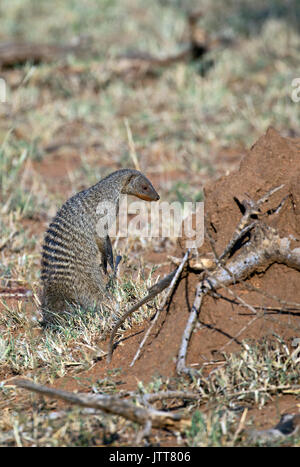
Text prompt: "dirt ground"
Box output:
[[1, 127, 299, 447], [50, 127, 300, 438], [1, 1, 300, 444]]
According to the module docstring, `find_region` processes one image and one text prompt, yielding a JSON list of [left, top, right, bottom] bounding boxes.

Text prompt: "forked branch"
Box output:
[[12, 379, 197, 432], [176, 186, 299, 376]]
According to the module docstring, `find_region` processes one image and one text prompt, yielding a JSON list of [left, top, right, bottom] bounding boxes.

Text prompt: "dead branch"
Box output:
[[176, 185, 299, 377], [107, 270, 177, 363], [108, 250, 189, 363], [236, 282, 300, 310], [219, 184, 284, 262], [177, 283, 203, 376], [129, 249, 190, 367], [117, 10, 210, 69], [203, 225, 300, 292], [183, 225, 299, 287], [176, 225, 300, 376], [0, 40, 84, 68], [248, 414, 300, 443], [95, 9, 222, 86], [136, 419, 152, 445], [12, 379, 196, 431], [0, 288, 32, 299]]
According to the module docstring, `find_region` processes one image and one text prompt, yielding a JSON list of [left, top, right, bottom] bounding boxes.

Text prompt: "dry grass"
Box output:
[[0, 0, 300, 446], [1, 337, 299, 446]]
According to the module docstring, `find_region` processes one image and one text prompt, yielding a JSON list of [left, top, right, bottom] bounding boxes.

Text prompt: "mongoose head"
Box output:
[[121, 172, 160, 202]]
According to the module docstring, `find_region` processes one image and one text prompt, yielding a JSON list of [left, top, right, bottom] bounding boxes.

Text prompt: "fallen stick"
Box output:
[[0, 40, 83, 68], [12, 379, 195, 431], [176, 226, 300, 376], [248, 413, 300, 444], [130, 250, 190, 367], [176, 183, 299, 377], [204, 225, 300, 291], [0, 289, 32, 299], [177, 283, 203, 376], [107, 270, 177, 363]]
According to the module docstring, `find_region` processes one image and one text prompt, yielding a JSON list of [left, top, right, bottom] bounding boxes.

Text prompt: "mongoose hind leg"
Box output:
[[41, 288, 73, 326]]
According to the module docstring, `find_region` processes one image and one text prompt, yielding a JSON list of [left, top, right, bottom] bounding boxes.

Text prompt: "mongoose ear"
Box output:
[[121, 173, 137, 194]]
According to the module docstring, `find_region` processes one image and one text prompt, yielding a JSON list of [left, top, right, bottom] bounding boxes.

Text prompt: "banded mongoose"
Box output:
[[41, 169, 160, 324]]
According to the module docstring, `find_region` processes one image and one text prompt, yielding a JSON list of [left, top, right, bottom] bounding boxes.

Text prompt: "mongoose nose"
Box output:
[[150, 188, 160, 201]]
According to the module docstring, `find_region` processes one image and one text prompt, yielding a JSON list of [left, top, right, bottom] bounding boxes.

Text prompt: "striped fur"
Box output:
[[40, 169, 159, 325]]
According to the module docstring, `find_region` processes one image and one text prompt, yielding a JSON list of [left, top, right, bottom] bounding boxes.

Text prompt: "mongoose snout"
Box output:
[[40, 169, 160, 325], [121, 172, 160, 201]]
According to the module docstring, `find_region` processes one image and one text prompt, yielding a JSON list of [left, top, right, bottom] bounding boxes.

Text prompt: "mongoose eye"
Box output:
[[143, 186, 149, 191]]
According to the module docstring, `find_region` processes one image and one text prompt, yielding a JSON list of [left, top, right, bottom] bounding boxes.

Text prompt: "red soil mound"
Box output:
[[58, 128, 300, 398]]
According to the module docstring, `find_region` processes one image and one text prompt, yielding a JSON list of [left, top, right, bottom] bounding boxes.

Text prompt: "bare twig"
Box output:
[[219, 221, 257, 262], [136, 419, 152, 445], [201, 225, 300, 294], [176, 185, 299, 376], [177, 283, 203, 377], [0, 288, 32, 299], [0, 40, 84, 68], [12, 379, 196, 431], [219, 184, 284, 262], [248, 413, 300, 443], [130, 250, 190, 367], [107, 270, 178, 363], [238, 282, 300, 310], [219, 315, 260, 352]]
